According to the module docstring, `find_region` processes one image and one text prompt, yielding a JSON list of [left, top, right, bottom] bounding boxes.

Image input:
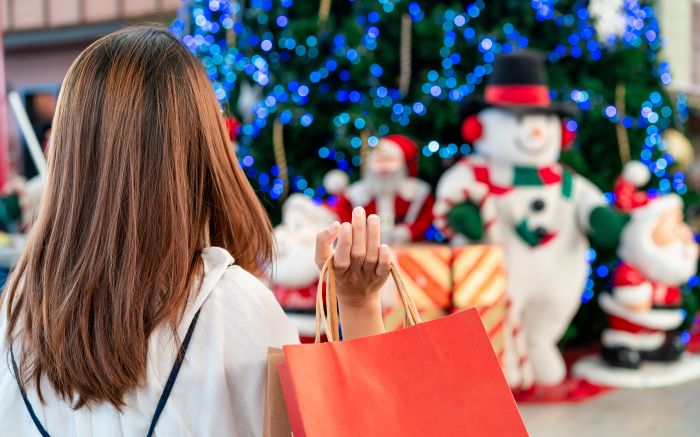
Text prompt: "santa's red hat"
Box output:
[[380, 134, 419, 178], [323, 134, 419, 195], [614, 161, 682, 217]]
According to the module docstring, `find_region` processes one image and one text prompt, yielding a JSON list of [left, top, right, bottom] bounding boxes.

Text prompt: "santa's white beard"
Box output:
[[365, 170, 405, 197], [619, 220, 699, 286], [272, 242, 320, 288]]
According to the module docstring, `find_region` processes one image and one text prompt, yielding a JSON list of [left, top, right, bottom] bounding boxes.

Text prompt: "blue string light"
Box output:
[[173, 0, 683, 201]]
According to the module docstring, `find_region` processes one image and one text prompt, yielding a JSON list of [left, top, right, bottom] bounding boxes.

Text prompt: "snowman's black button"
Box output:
[[531, 199, 545, 212], [534, 227, 548, 238]]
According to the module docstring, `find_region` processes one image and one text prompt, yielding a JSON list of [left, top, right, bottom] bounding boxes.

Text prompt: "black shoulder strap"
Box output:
[[11, 349, 51, 437], [146, 308, 201, 437], [11, 308, 202, 437]]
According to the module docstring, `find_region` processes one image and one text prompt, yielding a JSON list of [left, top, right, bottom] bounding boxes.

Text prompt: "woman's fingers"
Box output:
[[327, 208, 388, 278], [350, 207, 367, 266], [315, 221, 340, 269], [376, 244, 391, 277], [334, 222, 353, 271], [363, 214, 381, 269]]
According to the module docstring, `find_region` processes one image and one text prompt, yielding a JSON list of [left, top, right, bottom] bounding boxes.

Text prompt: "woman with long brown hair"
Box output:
[[0, 26, 390, 436]]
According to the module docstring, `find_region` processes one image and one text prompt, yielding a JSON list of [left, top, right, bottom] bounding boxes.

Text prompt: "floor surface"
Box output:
[[519, 380, 700, 436]]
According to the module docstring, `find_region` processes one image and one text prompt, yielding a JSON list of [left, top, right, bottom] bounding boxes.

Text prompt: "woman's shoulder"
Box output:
[[200, 247, 299, 345]]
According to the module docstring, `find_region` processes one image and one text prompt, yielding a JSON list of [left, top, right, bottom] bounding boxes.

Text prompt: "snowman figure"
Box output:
[[435, 51, 628, 387]]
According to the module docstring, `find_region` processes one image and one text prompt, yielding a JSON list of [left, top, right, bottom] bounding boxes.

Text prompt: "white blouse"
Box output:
[[0, 247, 300, 436]]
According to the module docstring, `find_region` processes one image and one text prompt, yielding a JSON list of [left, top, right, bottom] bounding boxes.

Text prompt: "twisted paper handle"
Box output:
[[315, 255, 422, 343]]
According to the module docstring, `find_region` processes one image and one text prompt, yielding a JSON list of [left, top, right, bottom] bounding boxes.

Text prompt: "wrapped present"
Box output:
[[452, 245, 507, 309], [452, 245, 508, 362], [382, 244, 452, 331], [452, 245, 533, 389]]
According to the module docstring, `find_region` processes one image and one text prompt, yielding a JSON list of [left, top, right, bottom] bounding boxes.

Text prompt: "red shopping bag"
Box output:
[[278, 256, 528, 437]]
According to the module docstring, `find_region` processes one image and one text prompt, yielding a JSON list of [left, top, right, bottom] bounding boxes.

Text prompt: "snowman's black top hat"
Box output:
[[462, 49, 576, 117]]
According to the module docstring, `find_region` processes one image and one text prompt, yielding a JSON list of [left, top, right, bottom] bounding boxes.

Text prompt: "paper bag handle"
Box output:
[[315, 255, 422, 343]]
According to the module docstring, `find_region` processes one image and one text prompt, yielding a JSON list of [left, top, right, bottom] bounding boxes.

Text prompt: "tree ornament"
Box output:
[[663, 128, 695, 172], [615, 83, 631, 165], [236, 82, 262, 124], [461, 116, 483, 144], [224, 116, 240, 142], [360, 129, 370, 174], [273, 118, 290, 200], [319, 0, 332, 24], [589, 0, 626, 44], [323, 169, 349, 195], [399, 13, 412, 96], [560, 120, 576, 149]]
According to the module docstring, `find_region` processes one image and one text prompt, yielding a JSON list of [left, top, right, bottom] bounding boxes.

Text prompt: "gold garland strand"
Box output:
[[319, 0, 332, 25], [273, 119, 289, 200], [360, 129, 370, 174], [615, 82, 631, 165], [226, 0, 240, 48], [226, 25, 237, 48], [399, 13, 412, 96]]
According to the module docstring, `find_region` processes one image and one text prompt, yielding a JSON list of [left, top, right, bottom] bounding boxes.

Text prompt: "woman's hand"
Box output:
[[315, 207, 390, 339]]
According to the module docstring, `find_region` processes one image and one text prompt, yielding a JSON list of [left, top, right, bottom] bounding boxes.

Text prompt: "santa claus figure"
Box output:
[[325, 135, 434, 245], [600, 161, 699, 369], [271, 194, 338, 338]]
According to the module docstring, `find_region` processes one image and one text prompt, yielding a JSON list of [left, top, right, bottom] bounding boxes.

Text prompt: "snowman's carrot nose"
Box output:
[[532, 126, 544, 139]]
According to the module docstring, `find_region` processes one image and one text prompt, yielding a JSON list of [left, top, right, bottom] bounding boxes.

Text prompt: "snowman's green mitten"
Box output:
[[588, 205, 630, 251], [447, 201, 485, 241]]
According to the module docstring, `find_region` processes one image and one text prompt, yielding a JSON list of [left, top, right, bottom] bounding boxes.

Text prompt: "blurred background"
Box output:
[[2, 0, 180, 179], [3, 1, 700, 435]]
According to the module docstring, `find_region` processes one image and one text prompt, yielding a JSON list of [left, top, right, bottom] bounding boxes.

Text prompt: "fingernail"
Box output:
[[329, 221, 339, 232], [368, 215, 379, 225], [342, 222, 352, 234], [353, 207, 365, 218]]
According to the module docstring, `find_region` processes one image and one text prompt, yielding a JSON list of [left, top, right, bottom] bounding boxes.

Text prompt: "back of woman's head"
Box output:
[[3, 25, 273, 409]]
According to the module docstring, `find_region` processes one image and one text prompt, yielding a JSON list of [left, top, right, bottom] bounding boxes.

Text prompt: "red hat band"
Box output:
[[484, 84, 551, 107]]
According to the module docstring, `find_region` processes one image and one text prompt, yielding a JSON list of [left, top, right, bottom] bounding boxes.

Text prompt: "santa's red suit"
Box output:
[[331, 135, 434, 243], [600, 262, 684, 351]]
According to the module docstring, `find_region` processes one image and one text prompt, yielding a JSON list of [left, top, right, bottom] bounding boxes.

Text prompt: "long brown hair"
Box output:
[[2, 26, 273, 409]]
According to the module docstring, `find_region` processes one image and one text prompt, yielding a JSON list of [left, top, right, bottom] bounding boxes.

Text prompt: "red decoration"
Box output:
[[461, 115, 483, 143], [560, 120, 576, 149], [224, 116, 240, 141], [484, 84, 551, 107]]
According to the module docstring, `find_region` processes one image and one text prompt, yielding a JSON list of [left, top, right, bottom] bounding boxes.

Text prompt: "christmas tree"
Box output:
[[172, 0, 698, 344]]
